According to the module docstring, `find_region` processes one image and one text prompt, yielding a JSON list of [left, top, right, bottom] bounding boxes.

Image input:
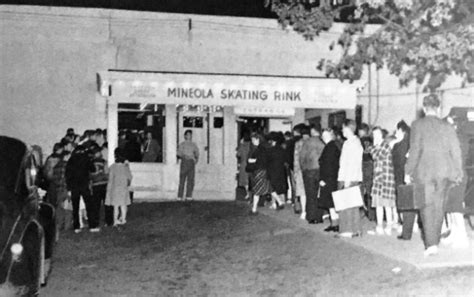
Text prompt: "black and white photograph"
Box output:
[[0, 0, 473, 296]]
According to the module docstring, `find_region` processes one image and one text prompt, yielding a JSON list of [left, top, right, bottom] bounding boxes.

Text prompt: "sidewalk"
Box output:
[[259, 205, 474, 269]]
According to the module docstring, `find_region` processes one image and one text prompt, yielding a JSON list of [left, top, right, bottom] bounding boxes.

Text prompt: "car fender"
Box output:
[[38, 202, 55, 259]]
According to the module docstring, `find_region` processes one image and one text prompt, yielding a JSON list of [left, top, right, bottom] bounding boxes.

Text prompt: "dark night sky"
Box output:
[[0, 0, 277, 18]]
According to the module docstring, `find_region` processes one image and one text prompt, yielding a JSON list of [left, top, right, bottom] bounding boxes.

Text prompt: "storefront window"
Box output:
[[183, 117, 204, 128], [117, 103, 166, 163]]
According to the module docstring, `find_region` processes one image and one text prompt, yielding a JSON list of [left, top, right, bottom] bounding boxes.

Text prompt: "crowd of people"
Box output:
[[237, 94, 470, 256], [34, 93, 470, 257], [41, 128, 133, 236]]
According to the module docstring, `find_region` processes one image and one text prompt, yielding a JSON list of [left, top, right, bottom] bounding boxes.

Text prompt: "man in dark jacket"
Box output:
[[405, 94, 463, 256], [300, 125, 325, 224], [90, 147, 110, 227], [66, 145, 96, 233]]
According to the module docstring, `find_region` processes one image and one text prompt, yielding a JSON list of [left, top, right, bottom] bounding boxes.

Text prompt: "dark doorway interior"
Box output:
[[237, 117, 269, 142]]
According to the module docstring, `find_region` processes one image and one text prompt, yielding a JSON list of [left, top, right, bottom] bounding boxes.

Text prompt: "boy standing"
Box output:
[[177, 130, 199, 201]]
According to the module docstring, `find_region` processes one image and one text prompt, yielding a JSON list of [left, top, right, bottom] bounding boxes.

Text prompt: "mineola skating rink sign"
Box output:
[[100, 71, 358, 109]]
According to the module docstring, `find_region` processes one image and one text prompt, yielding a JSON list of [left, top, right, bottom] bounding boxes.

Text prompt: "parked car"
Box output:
[[0, 136, 56, 296]]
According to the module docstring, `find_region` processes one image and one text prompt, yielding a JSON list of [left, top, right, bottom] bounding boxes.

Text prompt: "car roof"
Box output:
[[0, 136, 27, 191]]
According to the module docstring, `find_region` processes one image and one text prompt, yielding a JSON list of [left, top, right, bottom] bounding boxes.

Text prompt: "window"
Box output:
[[183, 117, 204, 128], [117, 103, 166, 163], [213, 117, 224, 128]]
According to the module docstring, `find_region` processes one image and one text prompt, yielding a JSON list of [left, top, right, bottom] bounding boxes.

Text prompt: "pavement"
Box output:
[[258, 203, 474, 269]]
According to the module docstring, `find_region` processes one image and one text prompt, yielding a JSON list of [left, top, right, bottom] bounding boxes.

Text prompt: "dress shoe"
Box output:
[[324, 226, 339, 232], [397, 235, 410, 241]]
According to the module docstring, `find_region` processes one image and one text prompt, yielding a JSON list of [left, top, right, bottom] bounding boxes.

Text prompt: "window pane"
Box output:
[[183, 116, 204, 128], [213, 117, 224, 128], [118, 103, 165, 163]]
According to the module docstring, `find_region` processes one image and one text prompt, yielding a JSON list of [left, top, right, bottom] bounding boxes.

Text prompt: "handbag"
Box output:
[[397, 183, 425, 210], [332, 186, 364, 212]]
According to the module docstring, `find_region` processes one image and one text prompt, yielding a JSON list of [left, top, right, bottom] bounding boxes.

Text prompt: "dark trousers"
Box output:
[[364, 194, 376, 221], [71, 185, 93, 230], [178, 159, 195, 198], [420, 179, 450, 247], [92, 185, 106, 228], [339, 182, 362, 234], [303, 169, 324, 222], [400, 210, 418, 240]]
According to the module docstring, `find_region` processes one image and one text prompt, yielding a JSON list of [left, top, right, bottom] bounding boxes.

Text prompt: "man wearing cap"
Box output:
[[405, 94, 463, 256]]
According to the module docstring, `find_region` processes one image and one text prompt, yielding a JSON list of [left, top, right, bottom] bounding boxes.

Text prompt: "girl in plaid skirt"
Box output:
[[368, 127, 398, 236]]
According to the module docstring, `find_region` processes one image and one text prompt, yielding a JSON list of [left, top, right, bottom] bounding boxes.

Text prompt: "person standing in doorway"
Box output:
[[405, 94, 463, 256], [237, 131, 252, 199], [177, 130, 199, 201], [248, 132, 271, 214]]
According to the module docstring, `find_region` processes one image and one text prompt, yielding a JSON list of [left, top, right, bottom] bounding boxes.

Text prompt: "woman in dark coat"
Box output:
[[248, 133, 271, 214], [392, 120, 413, 240], [266, 132, 288, 209], [319, 128, 341, 232]]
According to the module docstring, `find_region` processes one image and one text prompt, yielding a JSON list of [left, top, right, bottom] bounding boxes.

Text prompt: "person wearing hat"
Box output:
[[405, 94, 463, 256]]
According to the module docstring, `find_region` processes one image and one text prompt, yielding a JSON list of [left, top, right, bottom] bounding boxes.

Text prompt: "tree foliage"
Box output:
[[267, 0, 474, 91]]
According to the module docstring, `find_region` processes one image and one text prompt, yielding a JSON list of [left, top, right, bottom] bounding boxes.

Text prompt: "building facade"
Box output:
[[1, 5, 472, 199]]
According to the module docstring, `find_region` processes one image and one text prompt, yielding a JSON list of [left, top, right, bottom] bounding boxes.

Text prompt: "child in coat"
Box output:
[[105, 148, 132, 226]]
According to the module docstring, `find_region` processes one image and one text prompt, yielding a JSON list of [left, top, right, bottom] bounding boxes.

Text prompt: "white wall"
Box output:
[[0, 5, 347, 153], [306, 65, 473, 132]]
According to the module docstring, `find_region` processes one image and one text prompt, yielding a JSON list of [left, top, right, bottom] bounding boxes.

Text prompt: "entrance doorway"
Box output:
[[237, 117, 293, 142], [237, 117, 268, 142], [177, 106, 225, 165]]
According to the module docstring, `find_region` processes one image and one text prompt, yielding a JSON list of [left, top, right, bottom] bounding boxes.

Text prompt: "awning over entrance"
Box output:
[[98, 70, 358, 110]]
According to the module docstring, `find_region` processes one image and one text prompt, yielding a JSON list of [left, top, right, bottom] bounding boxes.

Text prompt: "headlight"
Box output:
[[11, 243, 23, 256]]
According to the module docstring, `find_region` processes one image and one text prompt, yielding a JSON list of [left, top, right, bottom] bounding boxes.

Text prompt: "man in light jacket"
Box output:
[[337, 119, 364, 238]]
